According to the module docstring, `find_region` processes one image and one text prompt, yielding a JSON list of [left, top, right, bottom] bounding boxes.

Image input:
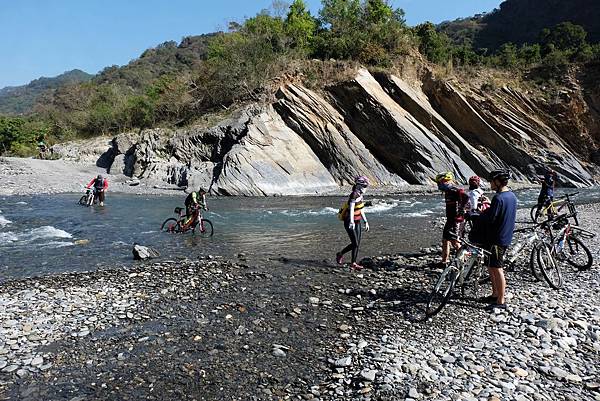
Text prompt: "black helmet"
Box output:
[[488, 169, 511, 181], [97, 174, 103, 180], [198, 188, 206, 193]]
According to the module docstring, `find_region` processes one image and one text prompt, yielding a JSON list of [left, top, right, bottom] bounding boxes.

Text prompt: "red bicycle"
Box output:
[[160, 205, 213, 237]]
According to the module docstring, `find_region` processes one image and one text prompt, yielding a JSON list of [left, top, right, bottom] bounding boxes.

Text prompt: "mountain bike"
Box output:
[[160, 206, 213, 237], [548, 213, 594, 271], [530, 192, 579, 225], [426, 239, 490, 318], [78, 188, 95, 207]]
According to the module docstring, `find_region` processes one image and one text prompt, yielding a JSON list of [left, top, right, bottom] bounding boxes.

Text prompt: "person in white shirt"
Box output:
[[467, 175, 484, 214]]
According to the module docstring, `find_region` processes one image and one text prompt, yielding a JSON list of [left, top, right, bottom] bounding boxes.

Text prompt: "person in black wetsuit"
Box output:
[[336, 176, 370, 270]]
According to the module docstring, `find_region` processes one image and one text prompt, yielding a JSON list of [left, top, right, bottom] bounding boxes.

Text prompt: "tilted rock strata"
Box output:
[[51, 68, 598, 194]]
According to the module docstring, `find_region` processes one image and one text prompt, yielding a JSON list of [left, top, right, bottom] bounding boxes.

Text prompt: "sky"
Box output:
[[0, 0, 503, 89]]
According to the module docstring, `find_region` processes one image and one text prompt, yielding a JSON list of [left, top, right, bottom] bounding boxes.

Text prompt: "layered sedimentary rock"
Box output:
[[274, 84, 406, 186], [328, 69, 476, 184], [53, 67, 599, 194]]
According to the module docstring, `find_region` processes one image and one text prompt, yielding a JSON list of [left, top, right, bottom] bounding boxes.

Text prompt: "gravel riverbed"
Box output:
[[0, 205, 599, 401]]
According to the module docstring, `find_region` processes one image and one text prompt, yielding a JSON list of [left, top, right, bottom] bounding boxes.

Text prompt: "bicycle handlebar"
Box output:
[[559, 192, 579, 199]]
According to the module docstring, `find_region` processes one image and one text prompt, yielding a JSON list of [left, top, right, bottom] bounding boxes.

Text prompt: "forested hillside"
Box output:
[[439, 0, 600, 51], [2, 0, 600, 158], [0, 69, 92, 115]]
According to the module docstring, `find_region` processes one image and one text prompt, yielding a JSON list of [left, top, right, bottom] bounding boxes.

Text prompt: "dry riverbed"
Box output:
[[0, 206, 599, 401]]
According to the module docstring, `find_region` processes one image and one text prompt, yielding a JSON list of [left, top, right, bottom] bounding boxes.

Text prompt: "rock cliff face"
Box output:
[[52, 68, 600, 195]]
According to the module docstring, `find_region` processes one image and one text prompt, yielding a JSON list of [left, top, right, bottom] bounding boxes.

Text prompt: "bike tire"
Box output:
[[161, 218, 179, 232], [195, 219, 214, 237], [461, 261, 484, 301], [78, 196, 88, 206], [537, 243, 563, 289], [529, 245, 542, 281], [565, 236, 593, 271], [426, 263, 458, 317], [530, 204, 541, 223]]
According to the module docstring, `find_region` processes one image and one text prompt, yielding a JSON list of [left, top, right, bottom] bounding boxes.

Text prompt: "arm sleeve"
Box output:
[[458, 189, 468, 214], [348, 201, 355, 223], [86, 179, 94, 189], [468, 191, 477, 212], [103, 180, 108, 190]]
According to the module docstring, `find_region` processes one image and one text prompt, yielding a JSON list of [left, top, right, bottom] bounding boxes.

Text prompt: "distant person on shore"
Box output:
[[470, 170, 517, 311], [86, 174, 108, 206], [535, 167, 557, 218], [184, 188, 208, 225], [37, 141, 48, 160], [435, 172, 468, 268], [336, 176, 370, 270]]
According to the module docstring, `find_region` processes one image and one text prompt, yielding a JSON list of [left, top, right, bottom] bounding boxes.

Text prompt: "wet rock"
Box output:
[[132, 243, 160, 260]]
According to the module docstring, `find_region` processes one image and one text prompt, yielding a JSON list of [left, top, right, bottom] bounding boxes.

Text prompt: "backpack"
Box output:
[[337, 202, 349, 221]]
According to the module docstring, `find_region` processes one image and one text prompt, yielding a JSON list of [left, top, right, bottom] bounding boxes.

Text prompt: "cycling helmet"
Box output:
[[488, 169, 511, 181], [354, 175, 370, 187], [435, 172, 454, 183], [97, 174, 103, 180], [468, 175, 481, 187], [198, 188, 206, 193]]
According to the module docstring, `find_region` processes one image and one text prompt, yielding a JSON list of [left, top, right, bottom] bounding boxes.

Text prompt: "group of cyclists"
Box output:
[[336, 168, 561, 312], [86, 163, 563, 312]]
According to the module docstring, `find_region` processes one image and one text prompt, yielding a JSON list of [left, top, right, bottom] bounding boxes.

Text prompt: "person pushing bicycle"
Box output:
[[184, 188, 208, 225]]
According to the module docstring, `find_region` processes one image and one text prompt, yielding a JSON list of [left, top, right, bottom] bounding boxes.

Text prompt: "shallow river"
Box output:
[[1, 188, 599, 280]]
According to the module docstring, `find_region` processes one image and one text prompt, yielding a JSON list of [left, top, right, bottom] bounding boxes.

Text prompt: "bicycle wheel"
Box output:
[[537, 243, 563, 289], [426, 263, 459, 317], [564, 236, 593, 271], [529, 245, 542, 281], [161, 218, 179, 232], [79, 195, 88, 206], [461, 260, 484, 301], [195, 219, 214, 237], [530, 204, 541, 222]]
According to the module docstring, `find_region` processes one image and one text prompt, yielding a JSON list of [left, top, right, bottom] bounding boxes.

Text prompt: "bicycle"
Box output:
[[160, 205, 213, 237], [426, 239, 490, 317], [78, 188, 95, 207], [547, 213, 594, 272], [530, 192, 579, 225]]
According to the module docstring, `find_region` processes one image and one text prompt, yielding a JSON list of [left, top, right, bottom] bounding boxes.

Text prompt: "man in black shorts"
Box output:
[[435, 172, 468, 267], [472, 170, 517, 311]]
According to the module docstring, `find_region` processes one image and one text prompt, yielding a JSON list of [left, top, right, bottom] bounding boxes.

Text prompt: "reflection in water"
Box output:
[[1, 187, 599, 280]]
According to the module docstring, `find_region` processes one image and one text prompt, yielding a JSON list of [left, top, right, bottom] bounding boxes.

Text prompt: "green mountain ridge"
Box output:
[[439, 0, 600, 51], [0, 69, 93, 115]]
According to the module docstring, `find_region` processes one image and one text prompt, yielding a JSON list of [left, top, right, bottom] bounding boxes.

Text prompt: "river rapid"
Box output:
[[1, 188, 600, 280]]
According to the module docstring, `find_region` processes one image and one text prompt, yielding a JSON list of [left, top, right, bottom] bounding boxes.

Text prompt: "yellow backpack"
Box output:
[[337, 202, 349, 221]]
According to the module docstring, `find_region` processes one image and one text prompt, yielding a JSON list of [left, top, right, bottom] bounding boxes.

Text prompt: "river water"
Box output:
[[1, 188, 599, 280]]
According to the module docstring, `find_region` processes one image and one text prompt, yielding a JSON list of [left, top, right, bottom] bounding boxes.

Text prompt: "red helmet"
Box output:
[[468, 175, 481, 187]]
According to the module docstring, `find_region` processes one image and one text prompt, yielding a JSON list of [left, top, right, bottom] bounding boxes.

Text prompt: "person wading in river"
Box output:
[[336, 176, 370, 270]]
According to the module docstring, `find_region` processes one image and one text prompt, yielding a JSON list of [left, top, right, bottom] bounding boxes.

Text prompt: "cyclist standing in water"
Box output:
[[435, 172, 468, 268], [184, 188, 208, 225], [336, 176, 370, 270], [471, 170, 517, 311], [86, 174, 108, 206]]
